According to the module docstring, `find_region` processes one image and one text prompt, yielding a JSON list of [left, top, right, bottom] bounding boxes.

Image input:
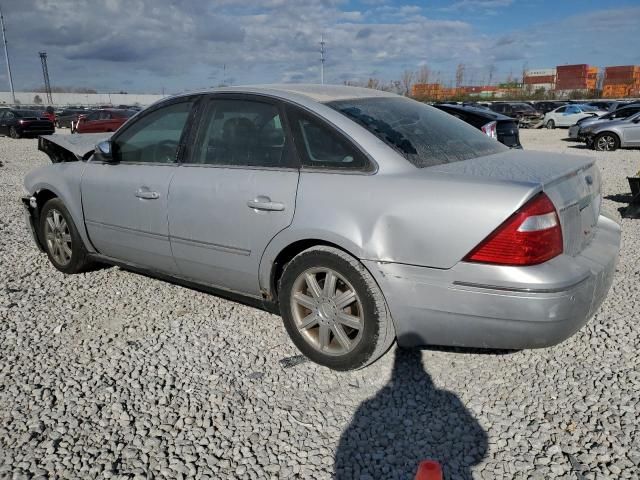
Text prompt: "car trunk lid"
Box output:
[[428, 149, 601, 256]]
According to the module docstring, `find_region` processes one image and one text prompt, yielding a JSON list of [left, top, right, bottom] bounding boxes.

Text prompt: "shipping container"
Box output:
[[524, 75, 555, 84], [525, 68, 556, 77], [602, 84, 631, 98]]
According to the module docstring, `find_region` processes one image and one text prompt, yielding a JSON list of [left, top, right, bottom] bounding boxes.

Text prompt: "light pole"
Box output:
[[0, 3, 16, 104], [320, 35, 325, 85]]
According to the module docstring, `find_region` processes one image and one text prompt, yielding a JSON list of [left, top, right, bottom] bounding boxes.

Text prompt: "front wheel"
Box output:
[[40, 198, 91, 274], [9, 126, 21, 139], [594, 132, 619, 151], [278, 246, 395, 370], [545, 120, 555, 129]]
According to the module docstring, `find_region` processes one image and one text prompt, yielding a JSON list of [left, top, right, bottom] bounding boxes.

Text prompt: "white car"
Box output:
[[544, 104, 606, 129]]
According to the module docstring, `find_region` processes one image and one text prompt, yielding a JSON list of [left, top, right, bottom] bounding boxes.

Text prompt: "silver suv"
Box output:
[[583, 112, 640, 151]]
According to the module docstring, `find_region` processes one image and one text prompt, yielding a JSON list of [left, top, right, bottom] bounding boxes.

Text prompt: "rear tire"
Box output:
[[9, 126, 21, 139], [593, 132, 619, 152], [40, 198, 91, 274], [545, 120, 555, 129], [278, 246, 395, 371]]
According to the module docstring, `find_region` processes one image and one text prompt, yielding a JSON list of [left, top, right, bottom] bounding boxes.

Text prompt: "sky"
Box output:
[[1, 0, 639, 94]]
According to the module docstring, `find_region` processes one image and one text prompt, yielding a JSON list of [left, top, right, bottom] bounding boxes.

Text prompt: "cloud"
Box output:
[[0, 0, 637, 93]]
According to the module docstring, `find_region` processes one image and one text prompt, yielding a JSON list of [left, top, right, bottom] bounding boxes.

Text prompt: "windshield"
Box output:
[[13, 110, 39, 118], [326, 97, 506, 168]]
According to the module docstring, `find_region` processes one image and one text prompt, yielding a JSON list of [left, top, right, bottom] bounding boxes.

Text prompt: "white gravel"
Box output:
[[1, 130, 639, 479]]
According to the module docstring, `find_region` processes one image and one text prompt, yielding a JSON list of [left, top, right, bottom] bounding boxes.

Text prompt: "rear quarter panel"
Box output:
[[259, 168, 538, 291]]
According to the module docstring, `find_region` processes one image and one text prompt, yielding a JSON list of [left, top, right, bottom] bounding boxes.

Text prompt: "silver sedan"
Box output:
[[23, 85, 620, 370]]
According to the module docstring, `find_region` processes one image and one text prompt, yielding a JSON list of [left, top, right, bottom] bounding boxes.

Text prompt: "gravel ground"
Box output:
[[0, 129, 639, 480]]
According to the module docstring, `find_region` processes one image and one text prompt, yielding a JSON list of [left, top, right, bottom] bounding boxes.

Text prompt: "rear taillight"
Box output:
[[481, 121, 497, 140], [464, 193, 563, 266]]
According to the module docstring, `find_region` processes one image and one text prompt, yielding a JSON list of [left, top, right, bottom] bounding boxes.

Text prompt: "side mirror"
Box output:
[[633, 117, 640, 124], [94, 140, 115, 162]]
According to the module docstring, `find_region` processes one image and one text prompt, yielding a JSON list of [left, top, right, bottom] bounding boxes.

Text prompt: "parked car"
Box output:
[[41, 106, 56, 124], [74, 109, 137, 134], [585, 101, 631, 112], [434, 103, 522, 148], [543, 104, 606, 129], [57, 108, 91, 129], [583, 111, 640, 151], [568, 104, 640, 140], [488, 102, 542, 127], [0, 109, 54, 138], [24, 85, 620, 370], [532, 101, 567, 115]]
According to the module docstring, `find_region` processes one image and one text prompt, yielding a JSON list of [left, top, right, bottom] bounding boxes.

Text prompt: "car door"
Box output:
[[561, 106, 581, 126], [81, 98, 196, 273], [79, 111, 100, 132], [621, 113, 640, 146], [168, 95, 299, 296]]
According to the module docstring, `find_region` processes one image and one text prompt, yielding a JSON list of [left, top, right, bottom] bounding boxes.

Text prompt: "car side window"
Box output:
[[190, 99, 288, 168], [566, 106, 579, 114], [114, 101, 193, 164], [87, 112, 99, 121], [5, 112, 14, 120], [289, 109, 368, 170], [555, 107, 566, 113]]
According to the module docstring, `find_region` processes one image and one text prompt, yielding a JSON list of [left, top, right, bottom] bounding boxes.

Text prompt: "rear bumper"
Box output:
[[364, 214, 621, 350]]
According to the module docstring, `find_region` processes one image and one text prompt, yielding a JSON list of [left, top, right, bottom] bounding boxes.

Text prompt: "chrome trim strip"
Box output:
[[452, 275, 590, 294]]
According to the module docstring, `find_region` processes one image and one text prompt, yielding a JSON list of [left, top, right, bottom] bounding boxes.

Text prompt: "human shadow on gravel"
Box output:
[[335, 348, 488, 480]]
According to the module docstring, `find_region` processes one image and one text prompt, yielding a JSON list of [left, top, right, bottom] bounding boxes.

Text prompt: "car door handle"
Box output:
[[136, 189, 160, 200], [247, 196, 285, 211]]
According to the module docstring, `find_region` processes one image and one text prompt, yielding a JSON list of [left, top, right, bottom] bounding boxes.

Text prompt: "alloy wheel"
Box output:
[[44, 209, 72, 266], [290, 267, 364, 356], [597, 135, 616, 151]]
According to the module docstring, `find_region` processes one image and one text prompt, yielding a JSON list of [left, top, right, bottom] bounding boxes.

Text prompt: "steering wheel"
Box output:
[[154, 140, 178, 163]]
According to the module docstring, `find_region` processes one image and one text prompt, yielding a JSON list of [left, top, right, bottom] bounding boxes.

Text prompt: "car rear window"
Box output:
[[326, 97, 506, 168]]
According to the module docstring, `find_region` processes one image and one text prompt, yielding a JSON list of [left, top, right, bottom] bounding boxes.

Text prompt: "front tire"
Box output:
[[278, 246, 395, 370], [545, 120, 555, 129], [594, 132, 619, 151], [40, 198, 91, 274], [9, 126, 21, 139]]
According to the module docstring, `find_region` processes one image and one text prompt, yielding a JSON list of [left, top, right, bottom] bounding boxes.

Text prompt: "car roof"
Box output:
[[174, 84, 398, 104]]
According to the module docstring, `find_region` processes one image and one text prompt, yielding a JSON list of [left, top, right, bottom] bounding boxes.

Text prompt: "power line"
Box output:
[[0, 3, 15, 104]]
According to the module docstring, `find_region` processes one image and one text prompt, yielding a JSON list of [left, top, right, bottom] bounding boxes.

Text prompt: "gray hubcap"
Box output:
[[44, 209, 72, 266], [597, 135, 615, 151], [290, 267, 364, 356]]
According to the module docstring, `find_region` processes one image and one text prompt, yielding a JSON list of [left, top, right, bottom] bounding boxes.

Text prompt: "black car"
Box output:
[[531, 101, 567, 115], [488, 102, 542, 127], [56, 108, 91, 128], [0, 109, 54, 138], [434, 104, 522, 148]]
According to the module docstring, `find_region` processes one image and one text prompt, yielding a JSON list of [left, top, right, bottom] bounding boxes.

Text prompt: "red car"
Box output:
[[74, 109, 137, 134], [42, 106, 56, 124]]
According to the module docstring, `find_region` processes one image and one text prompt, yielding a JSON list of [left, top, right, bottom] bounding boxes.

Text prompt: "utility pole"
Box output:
[[39, 52, 53, 103], [320, 35, 325, 84], [0, 3, 16, 104]]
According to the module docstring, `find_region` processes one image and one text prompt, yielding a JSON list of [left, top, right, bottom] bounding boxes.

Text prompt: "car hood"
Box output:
[[591, 118, 637, 132], [38, 133, 111, 162]]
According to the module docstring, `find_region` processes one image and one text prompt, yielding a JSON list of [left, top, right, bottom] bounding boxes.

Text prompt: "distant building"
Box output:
[[523, 68, 556, 92]]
